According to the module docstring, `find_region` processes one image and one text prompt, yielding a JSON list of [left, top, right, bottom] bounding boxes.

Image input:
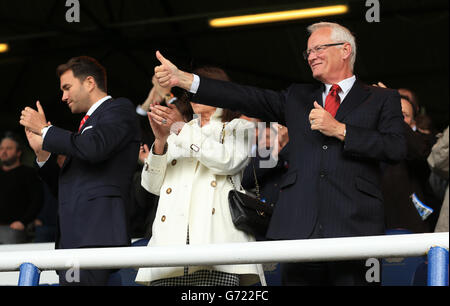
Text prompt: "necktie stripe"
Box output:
[[78, 115, 90, 132]]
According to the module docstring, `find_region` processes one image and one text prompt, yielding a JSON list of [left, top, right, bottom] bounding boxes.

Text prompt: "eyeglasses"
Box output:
[[302, 43, 345, 60]]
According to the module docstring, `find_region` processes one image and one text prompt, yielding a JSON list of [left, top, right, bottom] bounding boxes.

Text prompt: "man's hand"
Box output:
[[309, 101, 346, 141], [372, 81, 387, 88], [154, 51, 193, 91], [25, 127, 50, 162], [276, 124, 289, 152], [152, 74, 171, 100], [20, 101, 48, 135], [139, 143, 150, 164]]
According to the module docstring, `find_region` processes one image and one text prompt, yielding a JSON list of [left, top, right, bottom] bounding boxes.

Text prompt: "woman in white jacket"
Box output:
[[135, 67, 261, 286]]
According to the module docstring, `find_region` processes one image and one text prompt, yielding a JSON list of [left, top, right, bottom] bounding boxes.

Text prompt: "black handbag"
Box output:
[[228, 165, 274, 237], [220, 122, 273, 237]]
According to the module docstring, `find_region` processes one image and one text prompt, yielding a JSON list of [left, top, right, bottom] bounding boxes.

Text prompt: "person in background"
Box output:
[[380, 93, 437, 233], [241, 122, 289, 241], [0, 131, 43, 244], [428, 127, 449, 233]]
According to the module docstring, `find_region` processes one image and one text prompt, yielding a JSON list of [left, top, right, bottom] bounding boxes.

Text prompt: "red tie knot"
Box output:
[[330, 84, 341, 95]]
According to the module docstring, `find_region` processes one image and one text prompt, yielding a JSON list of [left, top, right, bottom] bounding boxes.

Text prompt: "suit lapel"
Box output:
[[308, 84, 327, 141], [77, 98, 113, 134], [309, 83, 324, 110], [62, 98, 113, 171], [335, 80, 371, 122]]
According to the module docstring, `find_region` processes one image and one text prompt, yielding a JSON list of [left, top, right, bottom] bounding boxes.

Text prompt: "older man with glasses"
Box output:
[[153, 22, 406, 285]]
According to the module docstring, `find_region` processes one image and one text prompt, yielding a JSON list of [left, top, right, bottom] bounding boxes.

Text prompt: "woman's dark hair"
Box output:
[[192, 66, 241, 123], [172, 89, 194, 122], [56, 56, 107, 93]]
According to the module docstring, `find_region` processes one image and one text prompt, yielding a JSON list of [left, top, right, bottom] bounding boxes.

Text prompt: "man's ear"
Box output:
[[84, 76, 97, 93], [341, 42, 352, 61]]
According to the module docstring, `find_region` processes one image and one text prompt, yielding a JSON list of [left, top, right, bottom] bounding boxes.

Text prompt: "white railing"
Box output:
[[0, 233, 447, 273]]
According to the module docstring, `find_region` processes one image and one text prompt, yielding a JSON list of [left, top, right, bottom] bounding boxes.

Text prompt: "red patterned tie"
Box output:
[[78, 115, 90, 132], [324, 84, 341, 117]]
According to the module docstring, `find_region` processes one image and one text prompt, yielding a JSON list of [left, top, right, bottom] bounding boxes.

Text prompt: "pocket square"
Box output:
[[81, 126, 93, 134]]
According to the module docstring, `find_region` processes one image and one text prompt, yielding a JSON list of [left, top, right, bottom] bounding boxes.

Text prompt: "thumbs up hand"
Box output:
[[154, 50, 194, 91], [309, 101, 346, 140], [19, 100, 49, 136]]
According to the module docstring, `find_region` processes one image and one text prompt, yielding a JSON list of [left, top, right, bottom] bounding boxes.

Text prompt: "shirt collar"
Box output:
[[324, 75, 356, 97], [86, 95, 112, 116]]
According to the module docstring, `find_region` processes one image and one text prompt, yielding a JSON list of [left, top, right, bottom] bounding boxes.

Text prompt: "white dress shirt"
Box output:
[[322, 75, 356, 107]]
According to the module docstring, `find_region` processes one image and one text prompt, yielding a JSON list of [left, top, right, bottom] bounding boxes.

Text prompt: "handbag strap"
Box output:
[[223, 122, 261, 199], [252, 160, 261, 200], [222, 122, 240, 191]]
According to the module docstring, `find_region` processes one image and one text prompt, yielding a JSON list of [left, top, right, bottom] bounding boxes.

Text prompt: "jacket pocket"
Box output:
[[355, 176, 382, 200], [86, 185, 122, 200], [280, 170, 297, 189]]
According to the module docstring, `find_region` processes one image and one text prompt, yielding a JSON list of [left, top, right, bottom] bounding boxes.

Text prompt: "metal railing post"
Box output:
[[427, 246, 449, 286], [18, 263, 40, 286]]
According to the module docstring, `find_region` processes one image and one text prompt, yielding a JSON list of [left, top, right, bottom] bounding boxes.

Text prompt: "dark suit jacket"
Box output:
[[193, 78, 406, 240], [39, 97, 140, 249], [381, 123, 438, 233], [242, 143, 290, 209]]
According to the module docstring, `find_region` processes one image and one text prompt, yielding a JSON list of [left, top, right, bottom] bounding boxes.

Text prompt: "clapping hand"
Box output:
[[20, 101, 48, 135], [148, 103, 186, 136]]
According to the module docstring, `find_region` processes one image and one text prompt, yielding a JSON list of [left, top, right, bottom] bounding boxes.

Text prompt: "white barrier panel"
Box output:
[[0, 233, 448, 272]]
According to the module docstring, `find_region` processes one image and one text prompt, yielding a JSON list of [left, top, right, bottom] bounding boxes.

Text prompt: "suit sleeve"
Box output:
[[37, 154, 60, 195], [42, 100, 138, 164], [194, 77, 287, 125], [342, 91, 407, 163]]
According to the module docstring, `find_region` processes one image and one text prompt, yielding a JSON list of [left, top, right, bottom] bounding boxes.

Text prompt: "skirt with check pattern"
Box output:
[[150, 226, 240, 286]]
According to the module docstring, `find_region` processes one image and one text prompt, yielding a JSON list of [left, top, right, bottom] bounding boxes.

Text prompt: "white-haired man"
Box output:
[[153, 22, 406, 285]]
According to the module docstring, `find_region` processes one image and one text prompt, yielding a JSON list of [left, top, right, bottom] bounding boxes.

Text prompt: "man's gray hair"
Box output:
[[307, 22, 357, 71]]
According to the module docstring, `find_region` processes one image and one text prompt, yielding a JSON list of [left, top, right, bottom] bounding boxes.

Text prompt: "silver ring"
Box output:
[[162, 119, 167, 125], [311, 119, 315, 125]]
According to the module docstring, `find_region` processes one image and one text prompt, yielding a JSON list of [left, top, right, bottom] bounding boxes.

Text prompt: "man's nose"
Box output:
[[308, 51, 318, 63]]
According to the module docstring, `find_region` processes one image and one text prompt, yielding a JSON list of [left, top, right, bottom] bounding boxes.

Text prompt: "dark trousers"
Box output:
[[281, 223, 381, 286], [58, 268, 115, 286]]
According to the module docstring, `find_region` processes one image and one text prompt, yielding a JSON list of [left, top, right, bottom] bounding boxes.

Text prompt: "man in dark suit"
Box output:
[[153, 22, 406, 285], [242, 123, 290, 241], [20, 56, 140, 285]]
